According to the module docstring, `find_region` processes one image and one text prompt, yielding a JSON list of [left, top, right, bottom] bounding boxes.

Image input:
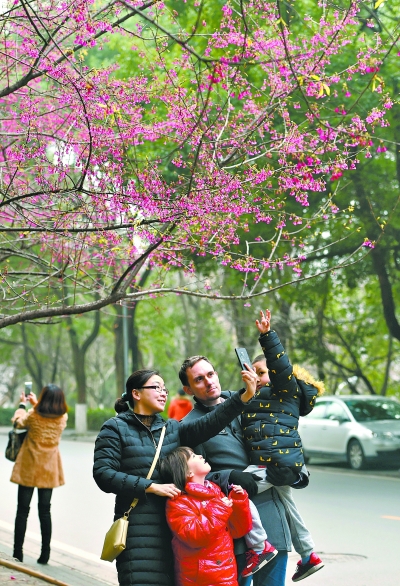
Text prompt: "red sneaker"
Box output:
[[241, 541, 278, 577], [292, 552, 324, 582]]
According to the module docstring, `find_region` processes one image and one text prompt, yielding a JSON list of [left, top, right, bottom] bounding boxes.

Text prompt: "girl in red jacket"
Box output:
[[160, 447, 252, 586]]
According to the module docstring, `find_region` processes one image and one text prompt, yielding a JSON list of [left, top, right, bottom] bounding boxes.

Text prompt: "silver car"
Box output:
[[298, 395, 400, 470]]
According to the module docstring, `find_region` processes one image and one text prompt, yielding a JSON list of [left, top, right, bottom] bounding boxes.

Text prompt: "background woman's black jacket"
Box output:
[[93, 391, 248, 586]]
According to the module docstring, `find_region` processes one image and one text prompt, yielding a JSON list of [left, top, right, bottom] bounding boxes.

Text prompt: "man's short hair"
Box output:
[[179, 355, 215, 386]]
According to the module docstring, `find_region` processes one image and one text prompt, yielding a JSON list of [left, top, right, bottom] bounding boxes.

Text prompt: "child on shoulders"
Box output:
[[241, 309, 325, 582]]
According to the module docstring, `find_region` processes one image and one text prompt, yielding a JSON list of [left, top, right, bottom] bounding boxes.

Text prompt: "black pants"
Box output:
[[14, 485, 53, 555]]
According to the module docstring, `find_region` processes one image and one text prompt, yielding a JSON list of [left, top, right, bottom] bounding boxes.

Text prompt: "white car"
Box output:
[[298, 395, 400, 470]]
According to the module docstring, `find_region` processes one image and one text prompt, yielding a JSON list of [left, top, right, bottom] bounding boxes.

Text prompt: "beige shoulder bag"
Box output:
[[100, 425, 166, 562]]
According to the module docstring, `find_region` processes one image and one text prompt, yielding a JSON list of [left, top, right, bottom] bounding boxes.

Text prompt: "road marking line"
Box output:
[[381, 515, 400, 521], [309, 467, 400, 481], [0, 520, 110, 565]]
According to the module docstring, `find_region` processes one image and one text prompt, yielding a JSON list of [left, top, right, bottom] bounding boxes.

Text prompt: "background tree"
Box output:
[[66, 309, 101, 432], [1, 0, 397, 328], [1, 1, 400, 418]]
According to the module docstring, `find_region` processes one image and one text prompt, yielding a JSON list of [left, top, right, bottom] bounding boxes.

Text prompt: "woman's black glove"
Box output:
[[266, 465, 300, 487], [228, 471, 259, 498]]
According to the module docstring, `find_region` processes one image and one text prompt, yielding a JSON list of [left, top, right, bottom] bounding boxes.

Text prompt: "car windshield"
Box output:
[[343, 399, 400, 422]]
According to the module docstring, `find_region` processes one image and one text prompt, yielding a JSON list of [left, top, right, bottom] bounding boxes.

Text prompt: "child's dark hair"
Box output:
[[252, 354, 266, 365], [160, 447, 193, 491]]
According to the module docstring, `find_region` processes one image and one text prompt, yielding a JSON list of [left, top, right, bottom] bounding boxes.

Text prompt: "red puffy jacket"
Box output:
[[165, 481, 252, 586], [167, 398, 193, 421]]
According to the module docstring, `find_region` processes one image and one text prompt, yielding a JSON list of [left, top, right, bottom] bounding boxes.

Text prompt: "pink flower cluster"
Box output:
[[0, 0, 394, 308]]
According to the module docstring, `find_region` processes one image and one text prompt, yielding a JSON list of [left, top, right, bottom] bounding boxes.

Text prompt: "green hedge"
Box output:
[[0, 408, 14, 426], [0, 407, 115, 431], [1, 406, 168, 431], [66, 408, 116, 431]]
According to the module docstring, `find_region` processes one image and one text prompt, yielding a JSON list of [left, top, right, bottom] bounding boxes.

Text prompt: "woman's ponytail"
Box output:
[[115, 392, 129, 413]]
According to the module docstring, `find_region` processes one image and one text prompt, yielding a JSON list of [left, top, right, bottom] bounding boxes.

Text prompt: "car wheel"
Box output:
[[347, 439, 366, 470]]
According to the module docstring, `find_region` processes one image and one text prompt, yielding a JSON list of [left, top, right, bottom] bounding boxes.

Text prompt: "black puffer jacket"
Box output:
[[242, 330, 323, 469], [93, 391, 248, 586]]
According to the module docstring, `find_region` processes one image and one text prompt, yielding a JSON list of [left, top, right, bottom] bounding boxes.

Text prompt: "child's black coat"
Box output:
[[241, 330, 324, 468]]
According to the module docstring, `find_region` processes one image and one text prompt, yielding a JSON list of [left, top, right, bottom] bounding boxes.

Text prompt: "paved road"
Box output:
[[1, 432, 400, 585], [284, 461, 400, 585]]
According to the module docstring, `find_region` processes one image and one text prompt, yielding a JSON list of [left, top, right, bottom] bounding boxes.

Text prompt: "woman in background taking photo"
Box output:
[[10, 384, 68, 565]]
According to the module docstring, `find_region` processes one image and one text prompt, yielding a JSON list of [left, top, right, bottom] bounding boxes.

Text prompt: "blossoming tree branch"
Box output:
[[0, 0, 396, 328]]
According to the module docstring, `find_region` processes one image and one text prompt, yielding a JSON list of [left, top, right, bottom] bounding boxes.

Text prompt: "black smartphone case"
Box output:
[[235, 347, 252, 370]]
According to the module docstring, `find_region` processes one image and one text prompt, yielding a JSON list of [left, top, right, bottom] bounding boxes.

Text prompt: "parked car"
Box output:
[[298, 395, 400, 470]]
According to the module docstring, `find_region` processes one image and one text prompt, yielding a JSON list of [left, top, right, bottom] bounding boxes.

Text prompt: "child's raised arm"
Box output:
[[255, 309, 297, 400], [255, 309, 271, 335]]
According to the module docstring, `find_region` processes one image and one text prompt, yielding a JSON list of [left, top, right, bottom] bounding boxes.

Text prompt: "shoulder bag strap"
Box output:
[[146, 425, 166, 480], [126, 425, 166, 514]]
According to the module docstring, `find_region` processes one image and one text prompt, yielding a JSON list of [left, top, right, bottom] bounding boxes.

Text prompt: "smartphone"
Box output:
[[235, 348, 252, 371], [24, 381, 32, 395]]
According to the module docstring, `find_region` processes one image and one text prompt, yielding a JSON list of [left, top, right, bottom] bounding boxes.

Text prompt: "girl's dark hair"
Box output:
[[114, 369, 159, 413], [35, 384, 68, 416], [160, 447, 193, 491]]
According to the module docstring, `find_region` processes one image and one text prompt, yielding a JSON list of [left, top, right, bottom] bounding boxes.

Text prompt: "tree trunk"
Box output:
[[128, 268, 151, 372], [114, 304, 125, 398], [129, 303, 142, 372], [66, 309, 101, 432], [370, 246, 400, 341], [316, 279, 330, 382], [21, 323, 43, 392], [380, 335, 393, 396], [351, 149, 400, 342]]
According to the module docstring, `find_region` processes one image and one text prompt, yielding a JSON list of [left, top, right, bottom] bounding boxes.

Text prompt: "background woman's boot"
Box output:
[[13, 502, 30, 562], [37, 549, 50, 564], [37, 502, 52, 564]]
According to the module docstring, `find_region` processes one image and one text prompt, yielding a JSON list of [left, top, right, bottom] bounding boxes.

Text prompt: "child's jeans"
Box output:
[[243, 465, 315, 558]]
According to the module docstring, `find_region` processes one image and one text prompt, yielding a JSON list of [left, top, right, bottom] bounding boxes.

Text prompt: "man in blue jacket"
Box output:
[[180, 355, 308, 586]]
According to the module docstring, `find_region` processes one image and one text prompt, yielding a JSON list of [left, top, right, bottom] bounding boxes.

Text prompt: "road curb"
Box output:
[[0, 557, 70, 586]]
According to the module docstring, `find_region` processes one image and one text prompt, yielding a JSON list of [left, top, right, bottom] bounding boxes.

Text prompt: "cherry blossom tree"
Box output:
[[0, 0, 396, 329]]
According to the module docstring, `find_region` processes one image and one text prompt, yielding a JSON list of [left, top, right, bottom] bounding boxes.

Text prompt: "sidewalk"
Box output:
[[0, 525, 116, 586], [0, 551, 69, 585]]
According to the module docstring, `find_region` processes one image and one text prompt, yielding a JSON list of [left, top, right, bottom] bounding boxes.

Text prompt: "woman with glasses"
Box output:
[[93, 368, 257, 586], [10, 384, 68, 565]]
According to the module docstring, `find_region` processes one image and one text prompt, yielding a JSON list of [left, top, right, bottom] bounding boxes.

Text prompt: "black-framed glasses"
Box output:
[[139, 386, 169, 396]]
